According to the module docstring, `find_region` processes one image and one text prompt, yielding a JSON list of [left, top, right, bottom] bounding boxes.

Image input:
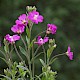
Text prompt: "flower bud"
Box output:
[[26, 6, 37, 12], [53, 44, 57, 48], [49, 39, 55, 44]]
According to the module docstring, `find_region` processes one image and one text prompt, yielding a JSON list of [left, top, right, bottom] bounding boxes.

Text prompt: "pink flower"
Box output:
[[15, 14, 28, 26], [34, 36, 49, 46], [5, 34, 20, 44], [11, 25, 25, 34], [66, 46, 73, 60], [27, 10, 43, 24], [46, 24, 57, 34]]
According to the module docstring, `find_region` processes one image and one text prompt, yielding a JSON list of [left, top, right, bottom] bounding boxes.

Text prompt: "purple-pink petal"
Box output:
[[68, 52, 73, 60], [15, 20, 22, 25], [18, 14, 27, 21], [66, 46, 73, 60], [47, 24, 57, 34], [37, 36, 41, 41], [12, 35, 20, 41], [5, 34, 20, 43], [37, 15, 43, 22], [34, 36, 49, 46], [27, 10, 43, 24], [67, 46, 70, 53], [16, 14, 28, 26], [43, 37, 49, 43], [11, 25, 25, 34]]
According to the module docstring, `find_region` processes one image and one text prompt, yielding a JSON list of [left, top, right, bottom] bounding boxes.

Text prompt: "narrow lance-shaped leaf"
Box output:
[[29, 39, 36, 49], [17, 65, 30, 74], [4, 39, 9, 53], [0, 57, 8, 65], [19, 46, 27, 57], [47, 46, 55, 59], [0, 49, 5, 57], [0, 74, 12, 80], [40, 59, 46, 67], [26, 36, 30, 46], [26, 27, 30, 38]]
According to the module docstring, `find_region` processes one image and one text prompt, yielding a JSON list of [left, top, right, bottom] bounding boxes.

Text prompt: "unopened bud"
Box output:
[[48, 66, 51, 70], [49, 39, 55, 44], [26, 6, 37, 12], [53, 44, 57, 48]]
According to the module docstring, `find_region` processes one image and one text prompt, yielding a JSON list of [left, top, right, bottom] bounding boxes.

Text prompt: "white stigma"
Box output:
[[34, 15, 38, 20]]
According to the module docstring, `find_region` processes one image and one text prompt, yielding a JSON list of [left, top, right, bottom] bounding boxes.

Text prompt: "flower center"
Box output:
[[66, 51, 69, 56], [39, 38, 44, 44], [34, 15, 38, 20], [9, 36, 14, 42], [17, 30, 21, 34], [22, 20, 26, 24]]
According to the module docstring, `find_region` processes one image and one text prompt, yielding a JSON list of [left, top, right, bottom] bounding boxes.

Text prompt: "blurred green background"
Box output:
[[0, 0, 80, 80]]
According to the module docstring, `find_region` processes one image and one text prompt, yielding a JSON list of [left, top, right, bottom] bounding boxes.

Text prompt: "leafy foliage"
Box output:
[[0, 62, 28, 80], [0, 0, 80, 80]]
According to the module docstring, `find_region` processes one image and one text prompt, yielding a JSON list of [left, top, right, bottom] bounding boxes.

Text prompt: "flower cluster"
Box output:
[[0, 6, 73, 80], [4, 7, 73, 61], [1, 6, 74, 80], [5, 10, 44, 43]]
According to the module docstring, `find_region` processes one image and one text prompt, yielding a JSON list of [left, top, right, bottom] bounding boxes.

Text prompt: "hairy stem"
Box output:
[[32, 31, 46, 41], [14, 44, 27, 67], [34, 46, 41, 56], [42, 45, 46, 64], [49, 53, 66, 65], [32, 43, 34, 80]]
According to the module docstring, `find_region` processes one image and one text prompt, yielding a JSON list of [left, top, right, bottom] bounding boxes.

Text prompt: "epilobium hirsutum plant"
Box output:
[[0, 6, 73, 80]]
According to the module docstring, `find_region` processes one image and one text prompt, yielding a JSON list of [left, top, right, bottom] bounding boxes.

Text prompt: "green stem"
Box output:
[[31, 52, 43, 62], [20, 34, 33, 79], [42, 45, 46, 64], [32, 31, 46, 41], [27, 22, 33, 80], [49, 53, 66, 65], [34, 46, 41, 56], [14, 44, 23, 61], [35, 72, 44, 80], [32, 43, 34, 80], [20, 34, 28, 50], [20, 34, 30, 65], [4, 45, 12, 69], [9, 45, 14, 63]]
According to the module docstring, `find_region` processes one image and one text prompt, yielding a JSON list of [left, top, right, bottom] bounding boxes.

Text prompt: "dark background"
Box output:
[[0, 0, 80, 80]]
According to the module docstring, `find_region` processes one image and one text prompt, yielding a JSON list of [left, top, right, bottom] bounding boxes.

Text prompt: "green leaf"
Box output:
[[19, 46, 27, 57], [0, 57, 8, 65], [26, 36, 30, 46], [0, 49, 5, 57], [47, 46, 54, 59], [17, 65, 30, 73], [29, 39, 35, 49], [49, 58, 58, 65], [3, 39, 9, 53], [26, 27, 30, 38], [0, 74, 11, 80], [17, 65, 28, 70], [40, 59, 46, 66], [29, 40, 33, 49]]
